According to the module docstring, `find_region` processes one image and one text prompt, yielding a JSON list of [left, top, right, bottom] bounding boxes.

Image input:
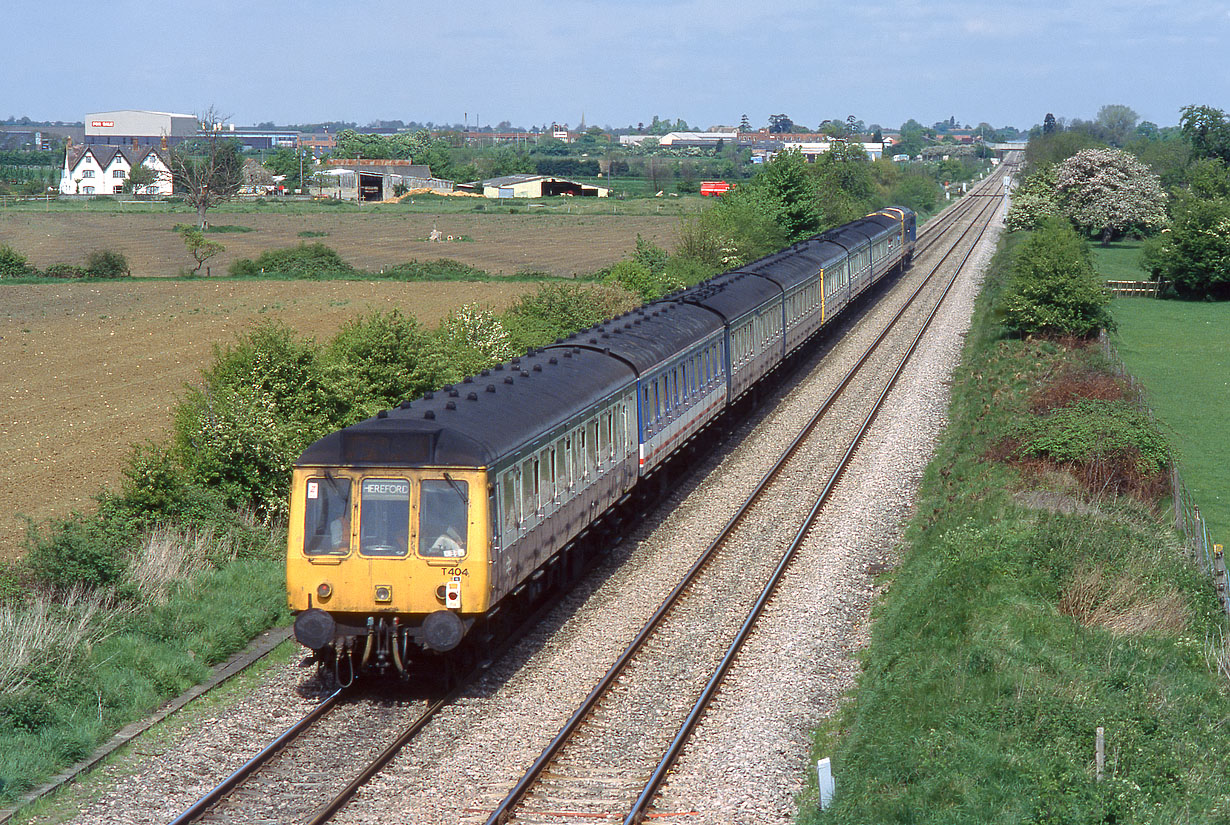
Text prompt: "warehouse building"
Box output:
[[84, 110, 198, 146], [479, 174, 608, 198]]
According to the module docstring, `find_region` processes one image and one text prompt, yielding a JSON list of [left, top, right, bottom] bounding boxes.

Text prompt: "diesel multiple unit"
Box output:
[[288, 207, 916, 677]]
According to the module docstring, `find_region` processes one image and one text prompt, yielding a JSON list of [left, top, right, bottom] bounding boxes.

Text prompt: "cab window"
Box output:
[[303, 476, 351, 556], [359, 478, 409, 556], [420, 478, 468, 558]]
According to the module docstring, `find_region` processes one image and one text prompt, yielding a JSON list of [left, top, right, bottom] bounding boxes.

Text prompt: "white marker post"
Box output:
[[817, 757, 835, 809]]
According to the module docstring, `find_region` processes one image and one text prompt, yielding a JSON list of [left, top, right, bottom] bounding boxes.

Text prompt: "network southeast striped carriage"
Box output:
[[286, 207, 916, 678]]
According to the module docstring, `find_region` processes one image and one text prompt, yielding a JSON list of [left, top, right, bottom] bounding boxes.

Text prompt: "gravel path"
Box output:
[[19, 192, 1005, 825]]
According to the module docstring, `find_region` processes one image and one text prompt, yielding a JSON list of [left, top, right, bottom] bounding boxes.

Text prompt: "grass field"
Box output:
[[1090, 240, 1147, 280], [1111, 298, 1230, 543]]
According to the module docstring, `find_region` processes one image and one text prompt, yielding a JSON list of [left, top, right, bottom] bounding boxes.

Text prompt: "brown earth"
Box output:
[[0, 209, 675, 562], [0, 211, 676, 278]]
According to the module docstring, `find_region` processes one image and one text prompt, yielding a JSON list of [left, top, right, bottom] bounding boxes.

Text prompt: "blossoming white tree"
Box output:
[[1054, 148, 1167, 245]]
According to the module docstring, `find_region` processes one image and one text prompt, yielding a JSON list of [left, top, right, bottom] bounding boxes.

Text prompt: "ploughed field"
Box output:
[[0, 210, 677, 277]]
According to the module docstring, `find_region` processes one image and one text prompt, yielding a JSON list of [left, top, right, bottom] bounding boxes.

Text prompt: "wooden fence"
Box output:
[[1105, 280, 1165, 297]]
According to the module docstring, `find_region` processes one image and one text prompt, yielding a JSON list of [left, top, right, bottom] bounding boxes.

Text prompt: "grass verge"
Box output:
[[803, 233, 1230, 823]]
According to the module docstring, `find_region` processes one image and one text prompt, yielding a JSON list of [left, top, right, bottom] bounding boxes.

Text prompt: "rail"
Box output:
[[1106, 280, 1164, 297]]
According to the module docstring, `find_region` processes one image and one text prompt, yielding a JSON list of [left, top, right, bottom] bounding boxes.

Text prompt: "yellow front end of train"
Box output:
[[286, 465, 490, 660]]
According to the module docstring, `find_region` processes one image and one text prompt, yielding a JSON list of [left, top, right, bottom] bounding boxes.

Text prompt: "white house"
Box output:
[[60, 143, 172, 195]]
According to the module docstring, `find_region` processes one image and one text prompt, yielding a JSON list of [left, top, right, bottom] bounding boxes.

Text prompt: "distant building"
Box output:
[[60, 142, 172, 195], [478, 174, 608, 199], [84, 110, 198, 147], [315, 159, 452, 201]]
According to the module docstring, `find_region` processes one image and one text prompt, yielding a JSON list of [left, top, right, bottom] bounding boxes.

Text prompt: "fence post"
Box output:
[[1214, 545, 1228, 615]]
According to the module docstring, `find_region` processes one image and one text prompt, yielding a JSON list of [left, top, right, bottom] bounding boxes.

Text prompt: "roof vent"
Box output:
[[604, 347, 611, 355], [424, 410, 435, 420], [533, 364, 543, 372], [512, 357, 521, 365], [495, 364, 504, 372], [463, 376, 473, 384], [377, 409, 388, 419], [448, 389, 460, 398], [467, 392, 478, 401], [442, 384, 454, 392], [548, 357, 558, 365], [504, 376, 514, 384], [589, 338, 598, 345], [486, 384, 496, 393], [573, 347, 581, 354], [399, 400, 412, 409], [520, 370, 530, 378], [424, 391, 435, 400], [564, 350, 573, 358], [481, 369, 491, 377], [445, 400, 457, 410]]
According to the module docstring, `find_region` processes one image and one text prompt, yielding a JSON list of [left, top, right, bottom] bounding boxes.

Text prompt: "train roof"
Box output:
[[548, 300, 723, 373], [739, 238, 848, 289], [295, 346, 636, 468], [677, 270, 782, 321]]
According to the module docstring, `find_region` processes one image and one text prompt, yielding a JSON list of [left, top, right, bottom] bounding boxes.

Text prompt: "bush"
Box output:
[[1141, 195, 1230, 300], [84, 250, 130, 279], [998, 218, 1114, 337], [173, 322, 341, 517], [381, 259, 490, 281], [42, 263, 88, 279], [229, 243, 353, 279], [503, 283, 641, 352], [323, 310, 431, 420], [24, 508, 134, 589], [603, 260, 684, 301], [0, 244, 33, 279]]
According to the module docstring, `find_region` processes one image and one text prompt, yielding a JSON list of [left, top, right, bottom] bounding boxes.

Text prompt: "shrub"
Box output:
[[1141, 194, 1230, 300], [84, 250, 130, 279], [382, 259, 490, 281], [504, 283, 641, 352], [173, 322, 341, 517], [42, 263, 88, 279], [229, 242, 353, 278], [24, 509, 134, 589], [323, 310, 431, 419], [998, 218, 1114, 337], [0, 244, 33, 279], [603, 260, 684, 301]]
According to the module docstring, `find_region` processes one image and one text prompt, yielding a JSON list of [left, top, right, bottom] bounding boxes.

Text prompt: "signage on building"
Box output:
[[91, 121, 115, 128]]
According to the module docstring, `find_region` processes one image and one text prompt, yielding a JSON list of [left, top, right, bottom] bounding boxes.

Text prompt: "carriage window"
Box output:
[[304, 476, 351, 556], [574, 428, 586, 480], [501, 471, 519, 530], [540, 449, 554, 501], [587, 420, 599, 469], [359, 478, 409, 557], [521, 458, 535, 513], [602, 411, 614, 460], [556, 441, 569, 491], [419, 478, 468, 557]]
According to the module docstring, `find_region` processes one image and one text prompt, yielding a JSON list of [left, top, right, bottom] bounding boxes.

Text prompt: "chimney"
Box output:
[[160, 135, 167, 150], [132, 137, 139, 150]]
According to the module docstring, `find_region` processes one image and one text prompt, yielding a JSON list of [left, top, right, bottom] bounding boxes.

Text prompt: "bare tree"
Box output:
[[167, 107, 243, 229]]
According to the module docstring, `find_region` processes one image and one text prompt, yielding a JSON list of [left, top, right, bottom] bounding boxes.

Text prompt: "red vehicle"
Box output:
[[700, 180, 732, 197]]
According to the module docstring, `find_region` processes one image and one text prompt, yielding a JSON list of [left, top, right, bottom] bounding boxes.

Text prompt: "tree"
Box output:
[[1141, 194, 1230, 299], [123, 163, 160, 197], [1054, 148, 1167, 244], [999, 217, 1114, 337], [740, 114, 751, 132], [179, 227, 224, 275], [1179, 104, 1230, 163], [1094, 104, 1138, 146], [167, 108, 243, 229], [768, 114, 795, 134], [1005, 165, 1061, 231], [1043, 113, 1058, 135]]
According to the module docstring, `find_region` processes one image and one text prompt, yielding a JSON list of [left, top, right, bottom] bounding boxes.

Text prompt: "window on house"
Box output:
[[113, 169, 126, 178], [81, 170, 94, 178], [83, 186, 95, 194]]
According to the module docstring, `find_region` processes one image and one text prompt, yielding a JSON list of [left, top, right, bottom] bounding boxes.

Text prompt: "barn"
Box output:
[[480, 174, 609, 199]]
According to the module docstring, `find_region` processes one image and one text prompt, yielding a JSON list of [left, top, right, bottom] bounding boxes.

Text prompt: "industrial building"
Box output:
[[478, 174, 608, 198], [84, 110, 198, 147], [314, 159, 453, 201]]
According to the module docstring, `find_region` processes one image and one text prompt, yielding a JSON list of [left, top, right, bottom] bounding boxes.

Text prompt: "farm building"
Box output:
[[314, 159, 453, 201], [479, 174, 609, 198], [59, 142, 172, 195]]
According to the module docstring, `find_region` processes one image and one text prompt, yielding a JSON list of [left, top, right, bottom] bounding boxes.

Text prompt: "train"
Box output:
[[287, 206, 916, 680]]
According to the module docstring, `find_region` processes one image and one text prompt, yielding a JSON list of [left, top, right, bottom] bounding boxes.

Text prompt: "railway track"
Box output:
[[161, 170, 1007, 825], [472, 179, 1005, 825]]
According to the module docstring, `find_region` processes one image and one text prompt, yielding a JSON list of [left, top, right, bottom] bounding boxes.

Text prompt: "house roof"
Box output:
[[67, 145, 169, 170]]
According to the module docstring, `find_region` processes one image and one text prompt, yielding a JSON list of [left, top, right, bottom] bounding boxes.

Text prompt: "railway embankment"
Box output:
[[806, 231, 1230, 821]]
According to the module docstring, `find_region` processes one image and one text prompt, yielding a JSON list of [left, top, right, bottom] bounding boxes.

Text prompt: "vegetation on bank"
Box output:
[[805, 228, 1230, 823]]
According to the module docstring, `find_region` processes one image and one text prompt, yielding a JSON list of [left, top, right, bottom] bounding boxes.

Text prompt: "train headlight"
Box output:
[[374, 585, 393, 603], [316, 582, 332, 600]]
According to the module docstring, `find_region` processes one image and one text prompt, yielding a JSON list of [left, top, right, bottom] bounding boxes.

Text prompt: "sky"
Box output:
[[3, 0, 1228, 132]]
